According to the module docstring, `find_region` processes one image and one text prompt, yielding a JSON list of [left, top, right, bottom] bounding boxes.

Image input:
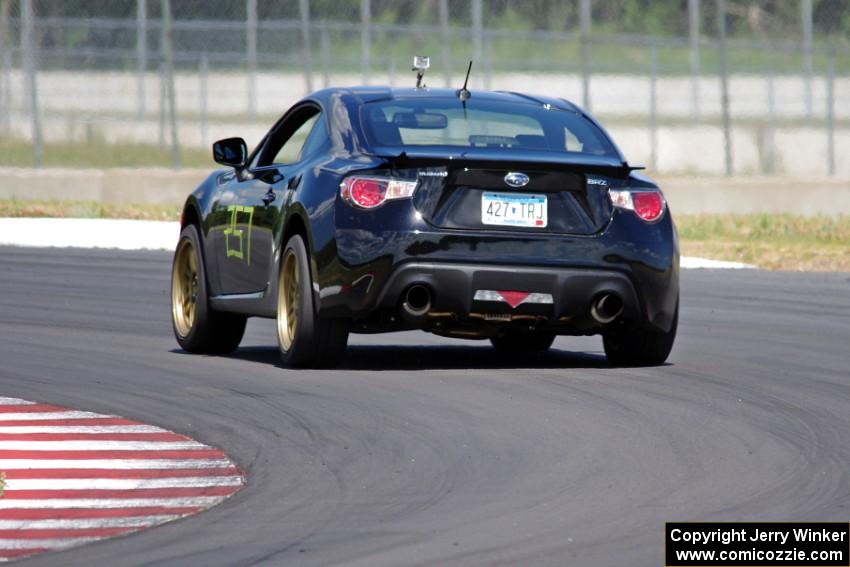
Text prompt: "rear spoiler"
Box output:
[[369, 148, 642, 175]]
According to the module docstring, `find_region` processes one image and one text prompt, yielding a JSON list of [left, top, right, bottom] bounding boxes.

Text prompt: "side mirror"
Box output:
[[213, 137, 248, 168]]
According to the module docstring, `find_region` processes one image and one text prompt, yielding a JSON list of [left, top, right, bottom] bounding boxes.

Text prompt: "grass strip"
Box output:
[[0, 199, 181, 221], [1, 202, 847, 272], [677, 214, 850, 272]]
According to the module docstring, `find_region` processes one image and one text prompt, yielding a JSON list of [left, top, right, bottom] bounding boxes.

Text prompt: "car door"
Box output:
[[208, 105, 323, 296]]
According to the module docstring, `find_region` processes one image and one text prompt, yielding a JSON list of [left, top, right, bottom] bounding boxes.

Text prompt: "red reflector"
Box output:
[[347, 178, 387, 208], [632, 192, 665, 222], [498, 291, 531, 309]]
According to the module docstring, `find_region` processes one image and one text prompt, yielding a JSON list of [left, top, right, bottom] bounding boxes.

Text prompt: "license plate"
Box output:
[[481, 192, 548, 228]]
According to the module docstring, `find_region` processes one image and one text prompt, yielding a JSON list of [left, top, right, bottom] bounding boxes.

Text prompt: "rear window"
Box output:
[[360, 98, 617, 157]]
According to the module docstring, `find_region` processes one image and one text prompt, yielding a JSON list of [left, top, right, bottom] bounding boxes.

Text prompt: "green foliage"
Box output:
[[0, 139, 210, 169], [16, 1, 848, 77], [24, 0, 850, 38]]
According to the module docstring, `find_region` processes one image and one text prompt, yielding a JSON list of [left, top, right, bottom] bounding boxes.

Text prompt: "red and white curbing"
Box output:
[[0, 396, 244, 562]]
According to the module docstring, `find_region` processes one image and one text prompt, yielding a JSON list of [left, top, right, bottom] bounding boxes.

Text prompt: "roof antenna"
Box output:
[[457, 61, 473, 102], [412, 55, 430, 89]]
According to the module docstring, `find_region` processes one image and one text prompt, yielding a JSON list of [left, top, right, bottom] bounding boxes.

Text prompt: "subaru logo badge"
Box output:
[[504, 172, 530, 188]]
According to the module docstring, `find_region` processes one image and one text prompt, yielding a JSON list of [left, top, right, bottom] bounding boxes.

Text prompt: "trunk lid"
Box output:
[[375, 149, 629, 236]]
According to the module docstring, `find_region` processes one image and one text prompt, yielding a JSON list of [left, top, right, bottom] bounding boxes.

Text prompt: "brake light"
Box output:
[[340, 176, 418, 209], [608, 189, 666, 222]]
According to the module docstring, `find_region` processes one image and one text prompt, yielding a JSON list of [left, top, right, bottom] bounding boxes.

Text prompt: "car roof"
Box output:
[[309, 86, 581, 114], [300, 85, 624, 163]]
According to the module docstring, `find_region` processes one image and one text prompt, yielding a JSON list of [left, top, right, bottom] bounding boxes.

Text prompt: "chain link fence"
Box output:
[[0, 0, 847, 175]]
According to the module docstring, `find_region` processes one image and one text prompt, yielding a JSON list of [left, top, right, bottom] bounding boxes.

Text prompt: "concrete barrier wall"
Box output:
[[6, 70, 850, 120], [0, 168, 203, 205], [660, 177, 850, 216], [1, 167, 847, 216], [5, 118, 848, 178], [3, 70, 848, 177]]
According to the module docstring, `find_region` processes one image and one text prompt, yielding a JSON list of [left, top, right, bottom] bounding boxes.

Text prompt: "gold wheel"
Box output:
[[171, 238, 199, 339], [277, 249, 300, 352]]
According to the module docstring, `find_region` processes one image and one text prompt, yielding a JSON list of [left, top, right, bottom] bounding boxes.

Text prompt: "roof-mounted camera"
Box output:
[[412, 55, 430, 89]]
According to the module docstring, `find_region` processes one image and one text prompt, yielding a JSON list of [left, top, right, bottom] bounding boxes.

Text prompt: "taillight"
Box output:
[[340, 176, 418, 209], [608, 189, 666, 222]]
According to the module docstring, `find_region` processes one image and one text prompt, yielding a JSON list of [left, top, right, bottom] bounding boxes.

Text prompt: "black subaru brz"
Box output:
[[171, 84, 678, 368]]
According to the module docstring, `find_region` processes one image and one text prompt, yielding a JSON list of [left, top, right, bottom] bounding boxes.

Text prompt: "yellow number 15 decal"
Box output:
[[224, 205, 255, 265]]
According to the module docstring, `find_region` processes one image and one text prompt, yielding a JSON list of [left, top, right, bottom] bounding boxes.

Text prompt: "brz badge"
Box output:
[[504, 172, 530, 188]]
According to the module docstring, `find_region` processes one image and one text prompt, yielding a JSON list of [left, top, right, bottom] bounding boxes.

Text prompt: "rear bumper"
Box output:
[[319, 259, 677, 333], [318, 209, 678, 333], [375, 262, 642, 329]]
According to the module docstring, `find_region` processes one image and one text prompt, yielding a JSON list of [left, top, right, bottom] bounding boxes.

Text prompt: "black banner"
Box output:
[[666, 523, 850, 566]]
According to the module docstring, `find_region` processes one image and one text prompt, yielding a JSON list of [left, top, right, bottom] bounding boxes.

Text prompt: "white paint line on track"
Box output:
[[6, 477, 243, 490], [0, 411, 113, 421], [680, 256, 755, 269], [0, 426, 166, 434], [0, 497, 225, 509], [0, 217, 756, 269], [0, 458, 236, 469], [0, 537, 106, 550], [0, 441, 206, 451], [0, 517, 182, 530], [0, 398, 35, 406], [0, 218, 180, 251]]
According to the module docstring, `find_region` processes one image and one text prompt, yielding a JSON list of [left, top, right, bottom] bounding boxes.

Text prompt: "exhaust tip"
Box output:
[[402, 284, 432, 318], [591, 293, 624, 325]]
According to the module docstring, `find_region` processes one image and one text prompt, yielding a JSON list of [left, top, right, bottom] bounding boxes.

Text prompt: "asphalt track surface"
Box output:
[[1, 246, 848, 566]]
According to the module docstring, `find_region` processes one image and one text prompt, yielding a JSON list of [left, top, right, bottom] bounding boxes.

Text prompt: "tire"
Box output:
[[276, 234, 349, 368], [602, 301, 678, 367], [491, 330, 556, 354], [171, 224, 246, 354]]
